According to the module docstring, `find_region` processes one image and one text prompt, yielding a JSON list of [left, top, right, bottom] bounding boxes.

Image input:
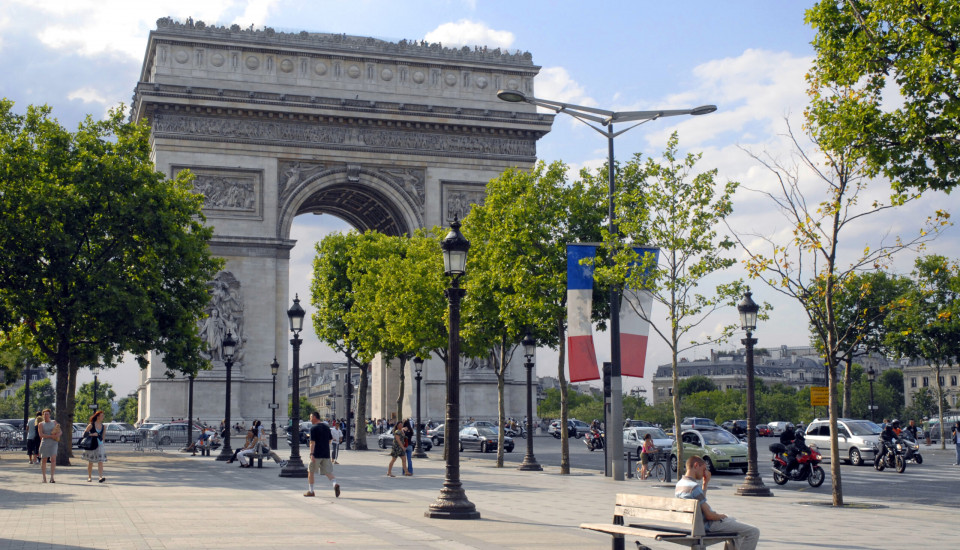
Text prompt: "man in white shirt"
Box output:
[[329, 421, 342, 464]]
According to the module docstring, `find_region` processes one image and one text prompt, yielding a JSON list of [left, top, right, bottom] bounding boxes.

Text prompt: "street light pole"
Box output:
[[345, 358, 353, 450], [867, 366, 876, 423], [280, 295, 308, 478], [270, 357, 280, 449], [735, 290, 772, 497], [22, 367, 32, 447], [216, 331, 237, 461], [90, 367, 100, 411], [185, 373, 195, 454], [426, 217, 479, 520], [497, 89, 715, 481], [413, 357, 428, 459], [518, 329, 543, 471]]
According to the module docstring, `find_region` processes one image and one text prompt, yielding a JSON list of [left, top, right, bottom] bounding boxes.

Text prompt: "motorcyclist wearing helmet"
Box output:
[[785, 430, 809, 474], [879, 420, 899, 463]]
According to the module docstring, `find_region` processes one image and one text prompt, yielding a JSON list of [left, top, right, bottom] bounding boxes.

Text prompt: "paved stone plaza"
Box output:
[[1, 447, 953, 549]]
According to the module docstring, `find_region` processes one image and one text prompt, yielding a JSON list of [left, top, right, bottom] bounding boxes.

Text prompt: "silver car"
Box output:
[[104, 422, 137, 443], [804, 418, 880, 466]]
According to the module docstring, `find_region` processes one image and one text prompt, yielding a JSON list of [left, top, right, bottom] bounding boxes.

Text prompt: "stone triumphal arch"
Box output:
[[132, 18, 552, 425]]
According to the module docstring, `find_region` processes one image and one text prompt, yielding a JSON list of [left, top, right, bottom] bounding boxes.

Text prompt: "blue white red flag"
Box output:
[[620, 247, 659, 378], [566, 244, 600, 382]]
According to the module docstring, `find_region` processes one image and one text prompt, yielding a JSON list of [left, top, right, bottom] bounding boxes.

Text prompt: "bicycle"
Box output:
[[635, 449, 667, 482]]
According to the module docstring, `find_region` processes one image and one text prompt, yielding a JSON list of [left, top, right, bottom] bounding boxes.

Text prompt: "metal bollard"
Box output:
[[626, 451, 634, 478]]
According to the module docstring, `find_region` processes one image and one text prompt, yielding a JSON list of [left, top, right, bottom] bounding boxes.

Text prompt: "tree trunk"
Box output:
[[557, 318, 570, 475], [54, 355, 71, 467], [396, 357, 405, 423], [825, 273, 844, 507], [496, 339, 506, 468], [671, 355, 683, 477], [353, 362, 369, 450], [65, 359, 78, 459], [935, 364, 946, 450], [842, 356, 853, 419]]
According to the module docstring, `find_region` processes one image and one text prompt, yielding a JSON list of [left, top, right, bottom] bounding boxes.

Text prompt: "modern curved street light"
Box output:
[[734, 290, 772, 497], [497, 89, 716, 481]]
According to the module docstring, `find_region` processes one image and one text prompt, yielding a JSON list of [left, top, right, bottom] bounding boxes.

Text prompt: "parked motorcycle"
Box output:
[[769, 442, 825, 487], [874, 438, 908, 473], [585, 429, 605, 451]]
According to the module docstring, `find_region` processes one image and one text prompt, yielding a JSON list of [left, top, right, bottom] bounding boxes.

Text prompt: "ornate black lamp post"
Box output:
[[735, 290, 772, 497], [280, 295, 308, 478], [90, 367, 101, 411], [518, 329, 543, 471], [345, 359, 353, 449], [867, 366, 876, 423], [184, 373, 195, 453], [270, 357, 280, 449], [216, 330, 237, 461], [413, 357, 428, 459], [426, 217, 479, 520], [22, 367, 34, 447]]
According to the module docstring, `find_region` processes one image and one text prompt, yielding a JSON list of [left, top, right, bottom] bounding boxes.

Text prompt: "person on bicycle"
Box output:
[[639, 433, 657, 480]]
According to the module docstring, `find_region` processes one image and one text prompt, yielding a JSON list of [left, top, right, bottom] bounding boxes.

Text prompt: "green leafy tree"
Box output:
[[806, 0, 960, 194], [808, 271, 911, 417], [74, 381, 115, 422], [884, 255, 960, 450], [0, 102, 221, 465], [0, 377, 55, 418], [735, 115, 945, 505], [462, 161, 606, 474], [596, 134, 745, 476], [678, 376, 718, 397], [288, 398, 316, 422], [115, 393, 138, 424]]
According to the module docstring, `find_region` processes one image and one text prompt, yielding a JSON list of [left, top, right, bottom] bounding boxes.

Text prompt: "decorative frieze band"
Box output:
[[152, 113, 536, 161], [172, 165, 263, 220]]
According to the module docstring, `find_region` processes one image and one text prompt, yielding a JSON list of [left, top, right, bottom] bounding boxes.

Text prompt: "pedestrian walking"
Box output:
[[82, 410, 108, 483], [37, 409, 60, 483], [304, 411, 339, 498], [330, 421, 342, 464], [386, 421, 410, 477], [952, 421, 960, 466], [26, 410, 41, 465], [402, 419, 414, 475]]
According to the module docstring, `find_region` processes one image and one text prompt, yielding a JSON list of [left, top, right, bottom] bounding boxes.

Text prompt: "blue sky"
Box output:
[[2, 1, 956, 397]]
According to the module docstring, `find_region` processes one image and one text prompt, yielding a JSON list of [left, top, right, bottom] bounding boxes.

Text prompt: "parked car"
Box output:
[[804, 418, 880, 466], [680, 417, 719, 431], [721, 420, 749, 438], [624, 419, 655, 429], [756, 424, 772, 437], [458, 426, 514, 453], [623, 426, 673, 457], [547, 419, 590, 439], [766, 421, 794, 436], [377, 431, 433, 451], [72, 423, 85, 447], [0, 422, 23, 448], [428, 424, 445, 446], [104, 422, 138, 443], [463, 420, 496, 429], [670, 428, 748, 474], [146, 423, 200, 446], [285, 421, 312, 445]]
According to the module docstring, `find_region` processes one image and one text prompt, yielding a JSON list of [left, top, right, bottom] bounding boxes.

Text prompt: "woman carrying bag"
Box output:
[[81, 410, 108, 482]]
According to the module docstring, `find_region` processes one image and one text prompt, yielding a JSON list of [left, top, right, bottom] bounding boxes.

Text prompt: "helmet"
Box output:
[[891, 419, 901, 428]]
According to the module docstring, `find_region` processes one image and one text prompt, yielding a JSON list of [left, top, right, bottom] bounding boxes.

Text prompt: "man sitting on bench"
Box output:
[[676, 456, 760, 550]]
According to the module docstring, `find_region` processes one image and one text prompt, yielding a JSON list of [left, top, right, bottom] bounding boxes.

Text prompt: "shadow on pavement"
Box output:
[[0, 539, 95, 550], [0, 488, 75, 508]]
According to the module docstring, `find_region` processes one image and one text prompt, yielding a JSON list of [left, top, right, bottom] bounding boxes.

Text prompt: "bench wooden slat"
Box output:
[[579, 523, 682, 539], [618, 505, 697, 526], [616, 494, 699, 512]]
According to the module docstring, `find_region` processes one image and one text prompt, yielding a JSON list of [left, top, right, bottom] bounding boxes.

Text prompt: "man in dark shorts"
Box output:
[[305, 411, 340, 498]]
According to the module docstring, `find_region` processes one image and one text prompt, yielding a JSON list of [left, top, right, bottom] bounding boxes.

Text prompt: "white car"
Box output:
[[767, 421, 795, 436], [623, 426, 673, 457]]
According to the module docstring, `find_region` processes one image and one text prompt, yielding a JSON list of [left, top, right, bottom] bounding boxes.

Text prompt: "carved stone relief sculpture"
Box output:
[[443, 185, 486, 223], [198, 271, 245, 366]]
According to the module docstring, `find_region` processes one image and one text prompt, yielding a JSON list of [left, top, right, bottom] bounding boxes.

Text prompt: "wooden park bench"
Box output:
[[580, 494, 737, 550], [244, 443, 272, 468]]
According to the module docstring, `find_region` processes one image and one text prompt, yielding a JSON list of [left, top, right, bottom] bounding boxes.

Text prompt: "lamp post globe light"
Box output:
[[734, 290, 772, 497], [270, 357, 280, 449], [413, 357, 428, 459], [216, 330, 238, 461], [497, 90, 715, 481], [518, 329, 543, 471], [280, 295, 308, 478], [867, 366, 876, 423], [426, 216, 480, 520]]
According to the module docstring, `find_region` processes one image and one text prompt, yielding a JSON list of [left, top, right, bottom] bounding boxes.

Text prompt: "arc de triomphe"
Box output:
[[133, 18, 552, 425]]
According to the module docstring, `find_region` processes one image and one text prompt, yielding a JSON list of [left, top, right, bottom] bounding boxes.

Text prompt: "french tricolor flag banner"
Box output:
[[566, 244, 600, 382], [620, 247, 659, 378]]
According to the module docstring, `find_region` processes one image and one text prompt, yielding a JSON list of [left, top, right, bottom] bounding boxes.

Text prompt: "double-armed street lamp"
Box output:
[[735, 290, 772, 497], [413, 357, 428, 459], [497, 89, 715, 480], [867, 366, 877, 423], [426, 216, 479, 520], [270, 357, 280, 449], [280, 295, 308, 478], [518, 329, 543, 472], [216, 331, 238, 461]]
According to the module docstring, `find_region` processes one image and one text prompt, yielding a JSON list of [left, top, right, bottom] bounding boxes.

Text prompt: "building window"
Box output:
[[923, 377, 929, 387], [799, 372, 804, 380], [952, 376, 958, 386], [939, 376, 945, 386], [668, 387, 674, 396], [911, 377, 917, 388]]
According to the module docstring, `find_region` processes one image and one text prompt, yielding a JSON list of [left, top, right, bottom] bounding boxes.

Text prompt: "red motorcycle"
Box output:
[[769, 442, 825, 487]]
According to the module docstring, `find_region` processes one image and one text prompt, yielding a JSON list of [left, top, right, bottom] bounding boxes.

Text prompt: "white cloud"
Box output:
[[10, 0, 268, 61], [67, 87, 109, 104], [423, 19, 514, 49]]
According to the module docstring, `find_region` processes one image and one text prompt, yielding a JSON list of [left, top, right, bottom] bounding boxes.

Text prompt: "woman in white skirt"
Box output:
[[82, 410, 107, 483]]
